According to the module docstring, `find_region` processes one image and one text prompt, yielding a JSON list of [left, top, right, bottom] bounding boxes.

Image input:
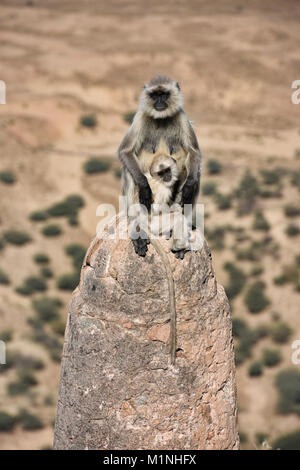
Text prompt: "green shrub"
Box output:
[[57, 272, 80, 291], [32, 296, 62, 323], [273, 274, 289, 285], [123, 111, 135, 124], [202, 182, 217, 196], [0, 411, 18, 432], [253, 324, 269, 340], [41, 224, 62, 237], [14, 353, 44, 371], [232, 318, 248, 338], [207, 159, 222, 175], [224, 262, 246, 300], [235, 345, 251, 366], [29, 210, 49, 222], [2, 351, 44, 372], [291, 171, 300, 191], [271, 321, 292, 344], [239, 431, 248, 444], [68, 214, 79, 226], [214, 193, 232, 210], [50, 318, 65, 336], [206, 226, 226, 250], [248, 361, 263, 377], [0, 171, 16, 184], [252, 210, 270, 231], [273, 264, 299, 287], [16, 275, 48, 296], [7, 370, 38, 396], [250, 265, 264, 276], [286, 223, 300, 237], [47, 194, 84, 218], [23, 276, 47, 293], [15, 284, 34, 296], [236, 245, 258, 262], [18, 409, 44, 431], [30, 324, 63, 363], [235, 171, 260, 216], [40, 266, 53, 279], [65, 244, 86, 270], [260, 169, 281, 185], [0, 329, 13, 342], [244, 281, 270, 313], [232, 318, 259, 366], [260, 188, 282, 199], [275, 369, 300, 415], [33, 253, 50, 264], [262, 348, 281, 367], [80, 114, 97, 128], [284, 204, 300, 217], [83, 158, 111, 174], [272, 430, 300, 450], [3, 230, 31, 246], [0, 269, 10, 285]]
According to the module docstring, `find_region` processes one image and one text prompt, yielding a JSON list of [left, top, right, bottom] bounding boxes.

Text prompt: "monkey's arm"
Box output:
[[181, 121, 202, 206], [118, 129, 152, 211]]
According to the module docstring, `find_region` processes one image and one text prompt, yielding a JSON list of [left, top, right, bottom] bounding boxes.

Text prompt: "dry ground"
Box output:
[[0, 0, 300, 449]]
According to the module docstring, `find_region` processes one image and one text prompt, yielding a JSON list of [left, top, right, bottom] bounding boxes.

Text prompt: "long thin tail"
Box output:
[[149, 237, 177, 365]]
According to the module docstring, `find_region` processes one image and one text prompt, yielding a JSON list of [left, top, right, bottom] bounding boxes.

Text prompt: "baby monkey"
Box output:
[[146, 154, 179, 208]]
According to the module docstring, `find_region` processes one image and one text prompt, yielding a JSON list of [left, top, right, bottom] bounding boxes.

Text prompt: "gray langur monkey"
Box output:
[[118, 75, 202, 260]]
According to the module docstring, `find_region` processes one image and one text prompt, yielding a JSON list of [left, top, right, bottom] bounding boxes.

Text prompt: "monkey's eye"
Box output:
[[149, 91, 170, 101], [149, 92, 158, 101]]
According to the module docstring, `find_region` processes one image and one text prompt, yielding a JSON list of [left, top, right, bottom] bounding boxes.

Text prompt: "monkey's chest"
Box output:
[[138, 139, 187, 178]]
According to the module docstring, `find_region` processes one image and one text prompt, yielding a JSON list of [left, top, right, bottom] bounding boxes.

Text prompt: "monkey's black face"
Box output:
[[149, 90, 170, 111], [157, 166, 172, 183]]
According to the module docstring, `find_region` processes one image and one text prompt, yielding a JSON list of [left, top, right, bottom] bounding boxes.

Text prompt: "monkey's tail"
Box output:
[[149, 237, 177, 365]]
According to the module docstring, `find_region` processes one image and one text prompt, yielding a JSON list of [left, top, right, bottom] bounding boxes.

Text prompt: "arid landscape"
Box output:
[[0, 0, 300, 450]]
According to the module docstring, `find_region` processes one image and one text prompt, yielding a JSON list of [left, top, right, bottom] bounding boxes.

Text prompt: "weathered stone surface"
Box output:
[[54, 215, 239, 450]]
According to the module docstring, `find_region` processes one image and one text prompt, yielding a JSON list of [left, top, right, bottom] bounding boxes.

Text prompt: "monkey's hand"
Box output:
[[181, 177, 199, 207], [138, 179, 152, 212], [132, 229, 150, 257]]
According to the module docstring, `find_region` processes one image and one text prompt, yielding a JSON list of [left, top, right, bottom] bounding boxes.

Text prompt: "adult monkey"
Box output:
[[118, 75, 202, 259]]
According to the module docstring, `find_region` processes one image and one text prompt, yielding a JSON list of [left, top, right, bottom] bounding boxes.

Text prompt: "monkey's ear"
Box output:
[[176, 82, 180, 90]]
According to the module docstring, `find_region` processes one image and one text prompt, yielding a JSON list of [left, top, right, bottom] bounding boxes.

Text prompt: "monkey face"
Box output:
[[140, 76, 183, 119], [149, 90, 170, 112], [150, 155, 178, 187]]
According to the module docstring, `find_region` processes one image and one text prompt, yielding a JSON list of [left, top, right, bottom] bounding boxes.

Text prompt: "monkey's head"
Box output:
[[150, 154, 179, 187], [140, 75, 183, 119]]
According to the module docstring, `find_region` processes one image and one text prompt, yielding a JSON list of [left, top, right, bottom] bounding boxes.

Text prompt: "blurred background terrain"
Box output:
[[0, 0, 300, 450]]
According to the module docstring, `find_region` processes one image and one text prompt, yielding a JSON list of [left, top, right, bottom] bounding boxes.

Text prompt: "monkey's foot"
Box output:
[[171, 237, 191, 260], [172, 248, 190, 260], [132, 231, 150, 257]]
